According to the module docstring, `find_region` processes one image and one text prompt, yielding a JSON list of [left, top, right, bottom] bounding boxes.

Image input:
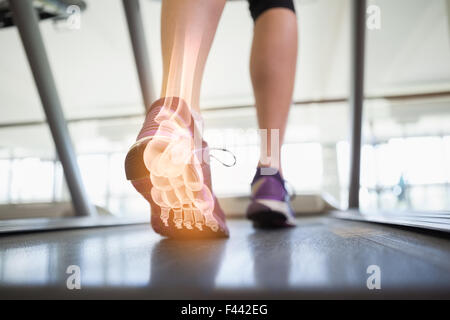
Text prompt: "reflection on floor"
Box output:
[[1, 216, 450, 299]]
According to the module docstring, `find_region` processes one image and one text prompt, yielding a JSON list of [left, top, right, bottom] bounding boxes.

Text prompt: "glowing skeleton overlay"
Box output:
[[143, 109, 218, 232], [141, 22, 218, 232]]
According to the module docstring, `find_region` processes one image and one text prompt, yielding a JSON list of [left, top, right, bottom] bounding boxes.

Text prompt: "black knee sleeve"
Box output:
[[248, 0, 296, 21]]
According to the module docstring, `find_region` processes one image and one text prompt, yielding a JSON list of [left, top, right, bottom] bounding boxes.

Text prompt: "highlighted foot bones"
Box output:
[[143, 110, 219, 233]]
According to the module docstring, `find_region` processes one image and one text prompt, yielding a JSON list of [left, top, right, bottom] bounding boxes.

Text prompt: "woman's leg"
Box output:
[[160, 0, 225, 112], [246, 5, 298, 229], [126, 0, 229, 238], [250, 8, 298, 173]]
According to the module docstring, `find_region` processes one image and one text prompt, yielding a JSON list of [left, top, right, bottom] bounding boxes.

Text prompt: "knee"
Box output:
[[247, 0, 296, 22]]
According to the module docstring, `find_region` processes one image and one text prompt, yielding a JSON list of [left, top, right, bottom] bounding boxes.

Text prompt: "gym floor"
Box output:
[[1, 216, 450, 299]]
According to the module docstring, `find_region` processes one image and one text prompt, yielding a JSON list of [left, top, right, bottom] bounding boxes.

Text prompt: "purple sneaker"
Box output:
[[246, 167, 296, 228]]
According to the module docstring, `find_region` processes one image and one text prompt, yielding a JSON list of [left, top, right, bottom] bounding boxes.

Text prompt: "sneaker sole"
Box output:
[[247, 199, 296, 229]]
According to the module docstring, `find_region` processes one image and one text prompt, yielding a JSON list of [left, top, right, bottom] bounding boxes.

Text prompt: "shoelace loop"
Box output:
[[191, 147, 237, 167], [208, 147, 237, 167]]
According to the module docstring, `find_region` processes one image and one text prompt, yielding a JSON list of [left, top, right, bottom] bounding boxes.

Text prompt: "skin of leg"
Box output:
[[137, 0, 227, 234], [250, 8, 298, 173], [160, 0, 226, 112]]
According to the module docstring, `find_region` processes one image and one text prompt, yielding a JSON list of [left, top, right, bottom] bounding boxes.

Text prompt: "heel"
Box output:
[[124, 138, 152, 181]]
